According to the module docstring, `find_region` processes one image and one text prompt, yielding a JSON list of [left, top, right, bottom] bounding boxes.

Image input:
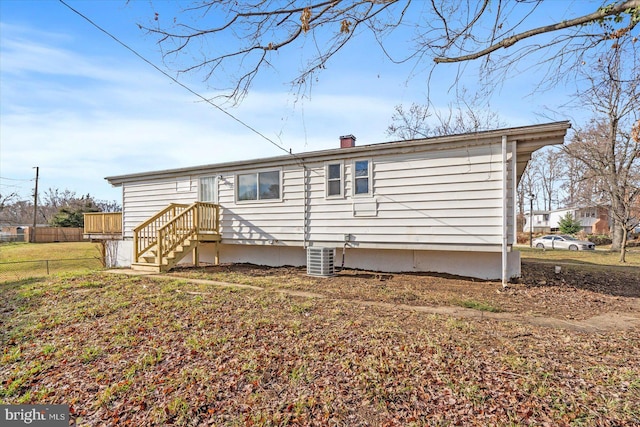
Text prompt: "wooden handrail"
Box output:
[[134, 202, 220, 266], [133, 203, 189, 233], [133, 203, 190, 262]]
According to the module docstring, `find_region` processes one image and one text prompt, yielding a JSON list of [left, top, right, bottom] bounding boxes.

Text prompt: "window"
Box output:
[[326, 162, 343, 197], [353, 160, 371, 196], [199, 176, 217, 202], [237, 170, 280, 202]]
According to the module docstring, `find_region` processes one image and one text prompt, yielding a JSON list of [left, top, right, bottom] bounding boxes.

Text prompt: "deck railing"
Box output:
[[133, 204, 190, 263], [133, 202, 220, 264], [155, 202, 220, 264], [83, 212, 123, 235]]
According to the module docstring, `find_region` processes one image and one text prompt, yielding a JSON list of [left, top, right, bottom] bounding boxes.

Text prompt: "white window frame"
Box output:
[[352, 159, 372, 197], [198, 176, 218, 203], [235, 169, 282, 203], [325, 161, 344, 199]]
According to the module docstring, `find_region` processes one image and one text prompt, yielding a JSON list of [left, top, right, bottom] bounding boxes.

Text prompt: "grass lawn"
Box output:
[[1, 270, 639, 426], [519, 245, 640, 268], [0, 242, 103, 281]]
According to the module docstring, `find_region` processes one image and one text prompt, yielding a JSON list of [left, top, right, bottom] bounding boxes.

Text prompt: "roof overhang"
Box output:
[[106, 121, 571, 186]]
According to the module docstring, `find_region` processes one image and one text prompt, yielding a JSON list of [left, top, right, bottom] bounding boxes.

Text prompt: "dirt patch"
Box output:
[[166, 260, 639, 329]]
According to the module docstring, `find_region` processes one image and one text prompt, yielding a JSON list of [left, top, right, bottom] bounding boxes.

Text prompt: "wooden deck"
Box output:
[[83, 212, 123, 240]]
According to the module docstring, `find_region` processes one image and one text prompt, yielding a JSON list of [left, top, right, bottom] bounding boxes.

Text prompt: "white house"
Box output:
[[523, 211, 551, 233], [103, 121, 570, 282], [524, 205, 610, 234]]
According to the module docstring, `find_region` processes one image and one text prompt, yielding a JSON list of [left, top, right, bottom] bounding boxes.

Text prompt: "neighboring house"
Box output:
[[0, 226, 27, 242], [524, 206, 610, 234], [101, 121, 570, 282], [572, 206, 610, 234], [523, 211, 551, 233]]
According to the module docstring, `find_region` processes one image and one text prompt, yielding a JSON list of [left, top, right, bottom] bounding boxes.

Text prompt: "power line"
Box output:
[[0, 176, 33, 181], [0, 183, 27, 190], [58, 0, 298, 160]]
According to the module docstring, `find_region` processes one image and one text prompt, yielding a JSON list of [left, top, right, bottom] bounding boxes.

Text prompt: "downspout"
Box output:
[[303, 164, 309, 249], [501, 135, 508, 287], [511, 140, 517, 261]]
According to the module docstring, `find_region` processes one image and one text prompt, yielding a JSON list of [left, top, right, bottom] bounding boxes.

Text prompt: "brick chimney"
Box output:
[[340, 134, 356, 148]]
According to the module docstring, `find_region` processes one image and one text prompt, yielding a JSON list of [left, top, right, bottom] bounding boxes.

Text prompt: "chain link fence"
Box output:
[[0, 258, 103, 282]]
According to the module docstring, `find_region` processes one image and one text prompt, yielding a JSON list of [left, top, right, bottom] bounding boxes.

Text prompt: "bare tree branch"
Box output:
[[562, 35, 639, 258], [434, 0, 640, 63], [142, 1, 640, 103]]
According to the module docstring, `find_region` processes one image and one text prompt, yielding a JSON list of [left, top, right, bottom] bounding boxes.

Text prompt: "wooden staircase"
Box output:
[[131, 202, 221, 273]]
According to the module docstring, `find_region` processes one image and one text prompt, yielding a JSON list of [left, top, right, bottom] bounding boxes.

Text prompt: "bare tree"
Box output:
[[516, 151, 542, 234], [387, 103, 432, 140], [142, 1, 640, 102], [0, 200, 33, 226], [40, 188, 79, 222], [532, 148, 565, 211], [517, 154, 538, 211], [0, 192, 18, 213], [0, 189, 121, 227], [563, 36, 639, 261], [558, 150, 596, 208], [95, 199, 122, 213], [387, 89, 506, 139]]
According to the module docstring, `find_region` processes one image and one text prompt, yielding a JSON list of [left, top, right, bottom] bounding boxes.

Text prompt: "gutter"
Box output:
[[502, 135, 508, 287]]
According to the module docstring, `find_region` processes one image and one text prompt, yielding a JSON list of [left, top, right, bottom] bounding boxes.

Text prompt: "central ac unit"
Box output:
[[307, 247, 335, 277]]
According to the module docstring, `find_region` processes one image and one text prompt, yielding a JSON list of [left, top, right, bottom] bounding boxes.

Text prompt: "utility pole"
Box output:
[[32, 166, 39, 243], [529, 193, 535, 248]]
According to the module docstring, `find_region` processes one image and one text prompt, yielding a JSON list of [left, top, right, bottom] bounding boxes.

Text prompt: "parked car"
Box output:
[[532, 235, 596, 250]]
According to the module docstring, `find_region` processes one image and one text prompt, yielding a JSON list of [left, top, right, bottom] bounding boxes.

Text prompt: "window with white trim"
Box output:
[[353, 160, 371, 196], [237, 170, 281, 202], [326, 162, 343, 198]]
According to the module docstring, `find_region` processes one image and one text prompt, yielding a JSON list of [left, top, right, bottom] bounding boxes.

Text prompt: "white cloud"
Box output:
[[1, 15, 574, 204], [0, 22, 401, 201]]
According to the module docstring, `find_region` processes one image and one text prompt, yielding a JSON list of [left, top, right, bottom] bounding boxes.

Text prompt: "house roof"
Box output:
[[106, 121, 571, 186]]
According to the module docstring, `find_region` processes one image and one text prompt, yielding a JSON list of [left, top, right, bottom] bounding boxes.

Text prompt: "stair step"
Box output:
[[131, 262, 164, 273], [134, 220, 209, 272]]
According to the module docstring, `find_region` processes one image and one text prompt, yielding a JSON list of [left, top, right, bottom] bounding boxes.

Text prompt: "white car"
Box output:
[[532, 235, 595, 251]]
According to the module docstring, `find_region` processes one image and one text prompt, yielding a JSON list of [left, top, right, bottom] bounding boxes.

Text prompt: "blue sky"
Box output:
[[1, 0, 594, 202]]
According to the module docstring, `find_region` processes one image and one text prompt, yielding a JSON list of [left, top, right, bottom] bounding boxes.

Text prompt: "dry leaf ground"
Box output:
[[1, 260, 639, 426]]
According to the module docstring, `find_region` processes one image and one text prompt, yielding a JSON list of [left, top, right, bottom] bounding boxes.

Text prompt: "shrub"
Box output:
[[516, 232, 530, 244], [587, 234, 612, 246]]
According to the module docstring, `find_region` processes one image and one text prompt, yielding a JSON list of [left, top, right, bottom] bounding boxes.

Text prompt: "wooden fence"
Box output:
[[29, 227, 85, 243]]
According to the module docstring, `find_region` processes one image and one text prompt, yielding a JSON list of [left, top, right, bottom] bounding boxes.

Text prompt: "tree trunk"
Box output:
[[611, 221, 624, 251], [619, 227, 627, 263], [609, 196, 627, 251]]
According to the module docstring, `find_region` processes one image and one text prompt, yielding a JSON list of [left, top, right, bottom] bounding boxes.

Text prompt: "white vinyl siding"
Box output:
[[219, 144, 512, 249], [306, 143, 510, 249], [119, 140, 516, 250], [122, 177, 197, 238], [220, 167, 303, 242]]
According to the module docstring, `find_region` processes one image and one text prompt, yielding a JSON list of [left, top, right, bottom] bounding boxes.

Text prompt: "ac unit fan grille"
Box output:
[[307, 247, 335, 277]]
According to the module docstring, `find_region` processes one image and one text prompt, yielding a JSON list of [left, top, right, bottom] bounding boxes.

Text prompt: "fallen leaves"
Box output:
[[1, 271, 639, 425]]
